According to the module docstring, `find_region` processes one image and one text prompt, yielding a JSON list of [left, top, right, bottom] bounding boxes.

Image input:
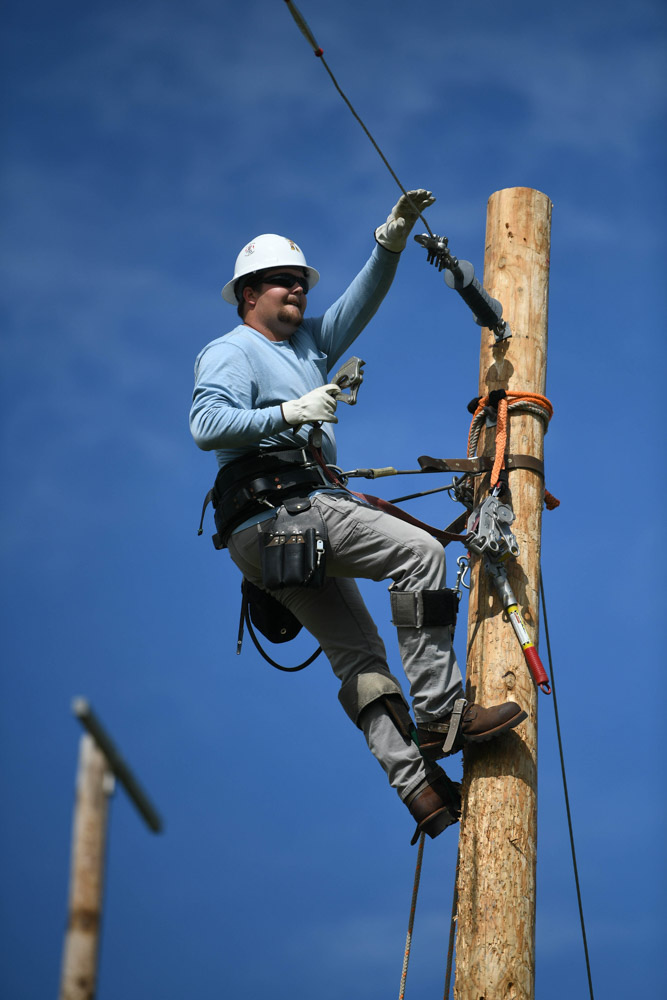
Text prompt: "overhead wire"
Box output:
[[283, 0, 435, 237]]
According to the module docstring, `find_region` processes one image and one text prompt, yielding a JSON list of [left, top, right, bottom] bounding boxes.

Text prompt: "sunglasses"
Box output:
[[259, 272, 309, 294]]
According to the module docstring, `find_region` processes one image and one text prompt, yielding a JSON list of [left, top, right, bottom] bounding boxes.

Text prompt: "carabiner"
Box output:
[[454, 555, 471, 597]]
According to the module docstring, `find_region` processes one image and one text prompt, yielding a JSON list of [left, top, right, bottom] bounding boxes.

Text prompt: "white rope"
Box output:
[[398, 832, 425, 999]]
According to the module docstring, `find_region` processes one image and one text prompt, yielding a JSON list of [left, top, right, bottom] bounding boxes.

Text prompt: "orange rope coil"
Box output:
[[467, 391, 559, 508]]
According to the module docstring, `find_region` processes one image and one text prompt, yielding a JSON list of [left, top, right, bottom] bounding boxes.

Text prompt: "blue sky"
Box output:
[[1, 0, 665, 996]]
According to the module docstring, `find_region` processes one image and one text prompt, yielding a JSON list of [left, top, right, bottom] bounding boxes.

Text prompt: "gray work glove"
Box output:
[[375, 188, 436, 253], [281, 384, 339, 425]]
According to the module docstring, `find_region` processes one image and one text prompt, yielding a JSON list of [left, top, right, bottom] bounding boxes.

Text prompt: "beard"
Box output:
[[276, 301, 303, 329]]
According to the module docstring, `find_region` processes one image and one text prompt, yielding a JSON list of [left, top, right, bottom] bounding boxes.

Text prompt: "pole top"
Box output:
[[72, 697, 164, 834]]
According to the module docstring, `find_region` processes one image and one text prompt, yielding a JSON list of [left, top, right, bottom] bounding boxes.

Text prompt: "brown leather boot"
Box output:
[[406, 771, 461, 845], [417, 700, 527, 760]]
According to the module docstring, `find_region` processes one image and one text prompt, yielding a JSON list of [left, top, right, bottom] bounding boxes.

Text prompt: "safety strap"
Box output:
[[309, 446, 545, 547], [308, 445, 469, 545], [355, 491, 469, 545], [198, 445, 547, 549], [417, 453, 545, 478]]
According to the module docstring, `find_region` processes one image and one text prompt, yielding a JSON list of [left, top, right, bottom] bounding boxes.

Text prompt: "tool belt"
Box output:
[[198, 447, 327, 548]]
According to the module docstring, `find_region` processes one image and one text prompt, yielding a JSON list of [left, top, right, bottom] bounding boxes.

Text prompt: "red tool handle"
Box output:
[[524, 645, 551, 694]]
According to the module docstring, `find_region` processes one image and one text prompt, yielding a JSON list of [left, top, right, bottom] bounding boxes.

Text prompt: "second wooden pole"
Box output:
[[59, 734, 113, 1000]]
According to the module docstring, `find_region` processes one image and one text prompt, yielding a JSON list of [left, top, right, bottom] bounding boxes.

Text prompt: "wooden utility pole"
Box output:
[[454, 187, 552, 999], [59, 699, 163, 1000], [60, 734, 114, 1000]]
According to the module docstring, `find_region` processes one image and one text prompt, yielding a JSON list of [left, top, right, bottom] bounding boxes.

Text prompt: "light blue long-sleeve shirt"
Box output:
[[190, 243, 399, 469]]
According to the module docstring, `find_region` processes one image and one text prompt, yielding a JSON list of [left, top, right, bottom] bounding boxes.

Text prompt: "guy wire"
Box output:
[[283, 0, 435, 237]]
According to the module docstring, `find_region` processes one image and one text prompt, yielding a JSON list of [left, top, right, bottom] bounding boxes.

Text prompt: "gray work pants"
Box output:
[[227, 492, 464, 803]]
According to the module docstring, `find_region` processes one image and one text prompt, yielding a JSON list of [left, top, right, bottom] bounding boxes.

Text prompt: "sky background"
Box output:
[[1, 0, 666, 997]]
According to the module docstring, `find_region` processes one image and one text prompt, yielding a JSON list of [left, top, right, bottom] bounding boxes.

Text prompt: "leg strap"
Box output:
[[390, 588, 459, 629], [338, 670, 408, 729], [379, 694, 415, 746]]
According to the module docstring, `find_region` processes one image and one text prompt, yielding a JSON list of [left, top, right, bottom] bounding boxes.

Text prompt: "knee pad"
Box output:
[[389, 588, 459, 630], [338, 670, 408, 728]]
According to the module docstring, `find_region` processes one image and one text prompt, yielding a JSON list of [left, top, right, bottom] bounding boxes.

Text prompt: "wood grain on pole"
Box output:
[[59, 734, 112, 1000], [454, 187, 552, 1000]]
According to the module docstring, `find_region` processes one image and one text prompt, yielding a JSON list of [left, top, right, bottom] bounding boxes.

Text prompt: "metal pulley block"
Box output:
[[465, 494, 519, 559]]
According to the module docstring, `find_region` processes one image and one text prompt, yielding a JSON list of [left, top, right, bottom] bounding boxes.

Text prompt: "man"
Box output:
[[190, 191, 526, 843]]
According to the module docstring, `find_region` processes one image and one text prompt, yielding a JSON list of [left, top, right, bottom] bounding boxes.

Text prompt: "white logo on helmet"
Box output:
[[243, 243, 256, 256]]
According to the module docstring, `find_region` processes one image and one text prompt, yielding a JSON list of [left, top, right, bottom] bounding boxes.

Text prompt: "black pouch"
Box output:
[[242, 579, 302, 643], [259, 526, 326, 589], [258, 497, 328, 590], [237, 578, 322, 673]]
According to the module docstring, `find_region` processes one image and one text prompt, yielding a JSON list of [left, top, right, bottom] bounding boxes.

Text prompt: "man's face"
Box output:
[[243, 267, 308, 340]]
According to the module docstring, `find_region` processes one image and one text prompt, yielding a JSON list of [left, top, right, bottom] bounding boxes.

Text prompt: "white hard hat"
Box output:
[[221, 233, 320, 304]]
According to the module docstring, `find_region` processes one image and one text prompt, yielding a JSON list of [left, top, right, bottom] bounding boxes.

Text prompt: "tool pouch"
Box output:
[[258, 498, 327, 590], [242, 579, 303, 643], [260, 527, 326, 589]]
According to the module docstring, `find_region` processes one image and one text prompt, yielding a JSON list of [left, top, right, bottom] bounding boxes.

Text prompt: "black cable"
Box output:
[[284, 1, 434, 235], [443, 846, 459, 999], [318, 55, 434, 237], [389, 484, 456, 504], [244, 606, 322, 673], [539, 571, 595, 1000]]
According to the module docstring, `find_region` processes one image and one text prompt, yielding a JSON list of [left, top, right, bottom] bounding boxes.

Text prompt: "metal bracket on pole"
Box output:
[[414, 233, 511, 342], [72, 697, 163, 833]]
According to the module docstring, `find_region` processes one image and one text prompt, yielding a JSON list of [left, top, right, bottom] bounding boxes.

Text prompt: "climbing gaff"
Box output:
[[414, 233, 511, 342]]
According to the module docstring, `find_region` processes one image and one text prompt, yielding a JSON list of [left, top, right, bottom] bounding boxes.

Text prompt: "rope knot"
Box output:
[[467, 390, 558, 505], [487, 388, 507, 409]]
